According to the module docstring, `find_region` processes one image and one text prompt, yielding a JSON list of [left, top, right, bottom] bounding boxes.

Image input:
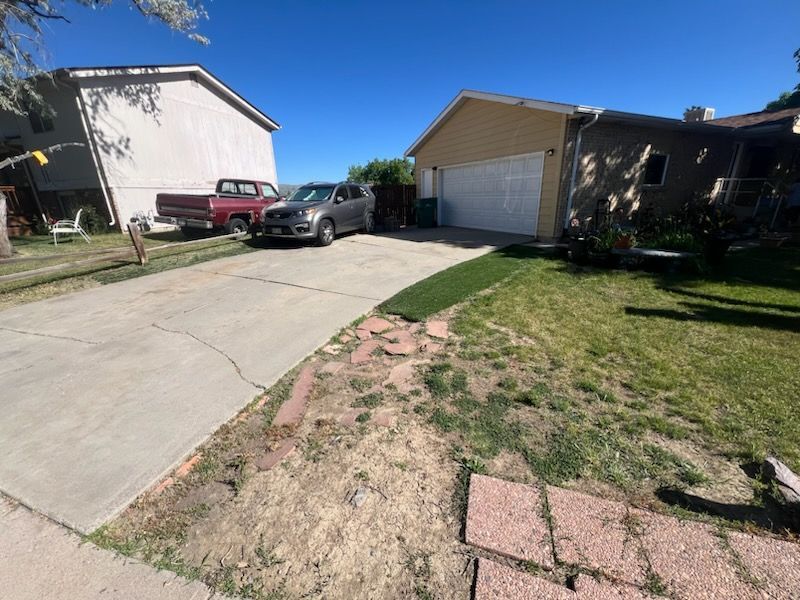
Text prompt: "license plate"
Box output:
[[271, 227, 283, 234]]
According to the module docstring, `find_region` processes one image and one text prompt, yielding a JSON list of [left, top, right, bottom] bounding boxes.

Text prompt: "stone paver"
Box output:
[[319, 361, 345, 375], [383, 329, 418, 355], [272, 365, 315, 427], [339, 408, 369, 427], [727, 530, 800, 599], [382, 359, 427, 392], [425, 320, 449, 339], [175, 454, 203, 478], [633, 509, 759, 599], [547, 486, 647, 586], [573, 575, 652, 599], [465, 474, 553, 567], [254, 438, 297, 471], [350, 339, 383, 364], [355, 328, 372, 341], [357, 316, 394, 334], [474, 559, 574, 600]]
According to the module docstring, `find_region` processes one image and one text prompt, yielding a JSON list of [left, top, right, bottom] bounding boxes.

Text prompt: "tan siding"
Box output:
[[413, 98, 566, 239]]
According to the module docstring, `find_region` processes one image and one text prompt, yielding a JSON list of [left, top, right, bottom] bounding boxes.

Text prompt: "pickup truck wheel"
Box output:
[[225, 218, 248, 235], [317, 219, 335, 246], [364, 212, 376, 234]]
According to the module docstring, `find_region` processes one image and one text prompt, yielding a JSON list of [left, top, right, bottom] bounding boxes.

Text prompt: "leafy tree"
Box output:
[[348, 157, 414, 185], [765, 48, 800, 111], [1, 0, 209, 116], [0, 0, 208, 257]]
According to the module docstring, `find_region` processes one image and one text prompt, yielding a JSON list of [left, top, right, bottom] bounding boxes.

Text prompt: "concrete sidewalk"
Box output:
[[0, 228, 528, 534], [0, 497, 227, 600]]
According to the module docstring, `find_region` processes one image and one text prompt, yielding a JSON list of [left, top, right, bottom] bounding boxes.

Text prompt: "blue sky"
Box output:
[[42, 0, 800, 183]]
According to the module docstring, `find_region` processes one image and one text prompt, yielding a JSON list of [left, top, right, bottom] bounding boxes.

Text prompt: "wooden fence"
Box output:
[[372, 184, 417, 227], [0, 227, 250, 285]]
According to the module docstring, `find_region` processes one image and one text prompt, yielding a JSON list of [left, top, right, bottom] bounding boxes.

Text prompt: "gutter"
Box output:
[[70, 81, 117, 228], [563, 113, 599, 230]]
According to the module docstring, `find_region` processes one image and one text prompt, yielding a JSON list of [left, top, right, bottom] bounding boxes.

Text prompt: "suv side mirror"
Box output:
[[278, 195, 286, 202], [334, 196, 346, 204]]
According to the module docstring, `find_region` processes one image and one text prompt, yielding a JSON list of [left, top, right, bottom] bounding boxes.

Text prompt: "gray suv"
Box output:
[[261, 182, 376, 246]]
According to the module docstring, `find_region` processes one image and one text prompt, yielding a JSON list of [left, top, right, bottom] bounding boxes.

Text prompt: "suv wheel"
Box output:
[[317, 219, 335, 246], [225, 218, 248, 235], [364, 212, 376, 234]]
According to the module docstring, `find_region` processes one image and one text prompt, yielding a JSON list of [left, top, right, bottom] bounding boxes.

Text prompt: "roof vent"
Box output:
[[684, 107, 715, 122]]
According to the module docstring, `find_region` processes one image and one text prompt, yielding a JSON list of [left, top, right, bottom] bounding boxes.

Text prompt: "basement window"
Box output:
[[28, 110, 54, 134], [643, 153, 669, 186]]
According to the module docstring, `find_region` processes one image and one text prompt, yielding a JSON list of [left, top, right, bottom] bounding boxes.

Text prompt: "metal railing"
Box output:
[[711, 178, 777, 209]]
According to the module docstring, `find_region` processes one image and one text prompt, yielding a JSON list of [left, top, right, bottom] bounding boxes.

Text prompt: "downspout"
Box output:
[[563, 113, 599, 230], [72, 84, 117, 228]]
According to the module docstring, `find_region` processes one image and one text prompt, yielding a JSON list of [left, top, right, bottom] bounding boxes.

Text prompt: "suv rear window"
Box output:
[[348, 185, 368, 198]]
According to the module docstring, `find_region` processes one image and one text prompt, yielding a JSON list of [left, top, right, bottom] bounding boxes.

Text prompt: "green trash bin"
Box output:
[[416, 197, 437, 228]]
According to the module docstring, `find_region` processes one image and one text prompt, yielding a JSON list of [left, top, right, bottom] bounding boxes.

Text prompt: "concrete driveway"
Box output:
[[0, 227, 529, 533]]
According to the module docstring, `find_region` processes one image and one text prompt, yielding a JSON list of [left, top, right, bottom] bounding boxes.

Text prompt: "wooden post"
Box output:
[[0, 191, 12, 259], [127, 223, 148, 265]]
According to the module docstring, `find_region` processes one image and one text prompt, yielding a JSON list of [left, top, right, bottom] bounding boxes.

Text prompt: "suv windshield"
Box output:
[[287, 185, 334, 202]]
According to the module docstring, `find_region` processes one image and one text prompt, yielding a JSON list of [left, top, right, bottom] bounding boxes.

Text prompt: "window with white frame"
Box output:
[[643, 153, 669, 186]]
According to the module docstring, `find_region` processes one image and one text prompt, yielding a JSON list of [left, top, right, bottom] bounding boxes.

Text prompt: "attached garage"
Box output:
[[406, 90, 574, 240], [438, 152, 544, 235]]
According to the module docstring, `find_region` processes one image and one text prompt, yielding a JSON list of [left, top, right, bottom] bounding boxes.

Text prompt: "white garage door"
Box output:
[[439, 152, 543, 235]]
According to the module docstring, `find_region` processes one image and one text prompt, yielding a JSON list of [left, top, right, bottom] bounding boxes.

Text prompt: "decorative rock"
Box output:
[[355, 329, 372, 341], [351, 486, 368, 508], [255, 438, 297, 471], [408, 322, 423, 334], [350, 339, 383, 364], [339, 333, 353, 344], [383, 359, 426, 392], [384, 340, 417, 356], [320, 361, 346, 375], [373, 410, 395, 428], [763, 456, 800, 504], [426, 321, 449, 339], [150, 477, 174, 496], [273, 366, 315, 427], [420, 340, 443, 354], [358, 316, 394, 334], [175, 454, 203, 478], [322, 344, 342, 355]]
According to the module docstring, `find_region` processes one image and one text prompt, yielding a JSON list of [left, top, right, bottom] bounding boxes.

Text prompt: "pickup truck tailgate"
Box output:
[[156, 193, 213, 218]]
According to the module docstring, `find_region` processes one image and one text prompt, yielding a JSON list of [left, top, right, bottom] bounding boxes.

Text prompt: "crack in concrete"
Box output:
[[151, 323, 265, 392], [0, 326, 100, 346], [194, 269, 383, 301]]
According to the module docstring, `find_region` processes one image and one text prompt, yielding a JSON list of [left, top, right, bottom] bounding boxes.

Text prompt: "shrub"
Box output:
[[77, 204, 109, 235]]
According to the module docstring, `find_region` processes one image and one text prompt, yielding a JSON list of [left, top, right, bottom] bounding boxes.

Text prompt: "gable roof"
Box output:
[[54, 64, 280, 132], [405, 90, 731, 156], [705, 106, 800, 129]]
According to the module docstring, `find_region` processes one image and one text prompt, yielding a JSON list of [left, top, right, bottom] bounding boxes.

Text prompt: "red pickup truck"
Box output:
[[155, 179, 281, 235]]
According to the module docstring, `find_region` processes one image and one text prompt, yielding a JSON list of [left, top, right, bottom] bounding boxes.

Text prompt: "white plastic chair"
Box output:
[[51, 209, 91, 245]]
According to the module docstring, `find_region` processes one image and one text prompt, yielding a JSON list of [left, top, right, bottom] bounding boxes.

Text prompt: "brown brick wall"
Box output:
[[556, 120, 734, 235]]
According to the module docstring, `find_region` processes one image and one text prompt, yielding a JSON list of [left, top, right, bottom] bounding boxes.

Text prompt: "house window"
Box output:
[[28, 110, 54, 134], [643, 153, 669, 186]]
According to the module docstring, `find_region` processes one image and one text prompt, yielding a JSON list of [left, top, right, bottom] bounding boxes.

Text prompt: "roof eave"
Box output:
[[60, 64, 281, 132]]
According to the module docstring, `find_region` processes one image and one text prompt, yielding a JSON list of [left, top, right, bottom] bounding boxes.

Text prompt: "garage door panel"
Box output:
[[440, 153, 542, 235]]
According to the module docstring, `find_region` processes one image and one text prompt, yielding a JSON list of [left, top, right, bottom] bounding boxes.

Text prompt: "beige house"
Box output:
[[0, 64, 280, 232], [406, 90, 800, 240]]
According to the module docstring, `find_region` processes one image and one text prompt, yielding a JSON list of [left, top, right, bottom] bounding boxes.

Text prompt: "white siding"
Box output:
[[79, 72, 277, 227]]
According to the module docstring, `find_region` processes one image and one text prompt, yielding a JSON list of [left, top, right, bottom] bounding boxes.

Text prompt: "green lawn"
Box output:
[[0, 231, 260, 309], [385, 245, 800, 477]]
